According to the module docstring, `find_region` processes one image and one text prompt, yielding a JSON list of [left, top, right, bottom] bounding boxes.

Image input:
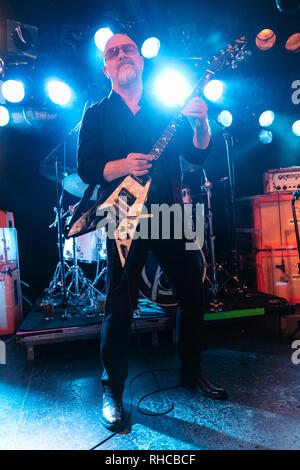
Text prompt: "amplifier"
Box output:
[[263, 167, 300, 194], [0, 228, 23, 335], [0, 210, 14, 228], [256, 249, 300, 304], [252, 193, 300, 250]]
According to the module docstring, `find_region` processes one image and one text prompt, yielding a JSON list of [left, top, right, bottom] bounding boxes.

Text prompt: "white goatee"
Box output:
[[117, 64, 137, 85]]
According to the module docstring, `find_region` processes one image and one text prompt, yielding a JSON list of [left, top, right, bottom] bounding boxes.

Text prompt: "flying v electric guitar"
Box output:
[[66, 37, 248, 267]]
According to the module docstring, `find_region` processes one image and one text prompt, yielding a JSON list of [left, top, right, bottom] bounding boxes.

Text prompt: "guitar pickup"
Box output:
[[131, 175, 149, 187], [118, 188, 137, 206]]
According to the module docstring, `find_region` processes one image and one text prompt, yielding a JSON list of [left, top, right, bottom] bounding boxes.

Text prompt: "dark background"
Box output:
[[0, 0, 299, 303]]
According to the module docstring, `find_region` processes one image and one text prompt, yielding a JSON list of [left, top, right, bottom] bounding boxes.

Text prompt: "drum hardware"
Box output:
[[207, 112, 247, 295], [201, 170, 220, 306], [40, 103, 103, 318], [46, 209, 104, 316]]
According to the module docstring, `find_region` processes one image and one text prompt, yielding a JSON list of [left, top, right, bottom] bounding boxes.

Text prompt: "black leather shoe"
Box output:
[[100, 391, 125, 432], [180, 373, 228, 400]]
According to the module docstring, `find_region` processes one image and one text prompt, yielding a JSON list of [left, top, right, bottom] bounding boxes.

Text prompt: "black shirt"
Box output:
[[77, 89, 212, 206]]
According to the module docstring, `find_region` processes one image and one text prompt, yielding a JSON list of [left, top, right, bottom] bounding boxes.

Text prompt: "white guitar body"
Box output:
[[97, 174, 152, 266]]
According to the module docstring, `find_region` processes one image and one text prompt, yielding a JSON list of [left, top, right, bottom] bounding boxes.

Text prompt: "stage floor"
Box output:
[[0, 330, 300, 450], [15, 290, 293, 360]]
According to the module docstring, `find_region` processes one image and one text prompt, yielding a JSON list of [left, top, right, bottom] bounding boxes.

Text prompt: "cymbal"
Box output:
[[63, 173, 98, 200], [40, 162, 76, 183]]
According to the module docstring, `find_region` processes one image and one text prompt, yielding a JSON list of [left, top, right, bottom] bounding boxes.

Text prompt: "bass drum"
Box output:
[[140, 250, 207, 307]]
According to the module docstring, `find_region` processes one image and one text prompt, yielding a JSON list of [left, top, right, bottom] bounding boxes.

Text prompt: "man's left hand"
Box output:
[[181, 97, 208, 127]]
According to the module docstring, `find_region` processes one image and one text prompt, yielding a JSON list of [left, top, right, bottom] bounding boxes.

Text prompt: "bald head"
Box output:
[[103, 34, 139, 60]]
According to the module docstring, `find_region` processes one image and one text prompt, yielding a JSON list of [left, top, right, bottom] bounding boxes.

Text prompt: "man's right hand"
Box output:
[[123, 153, 153, 176], [103, 153, 153, 182]]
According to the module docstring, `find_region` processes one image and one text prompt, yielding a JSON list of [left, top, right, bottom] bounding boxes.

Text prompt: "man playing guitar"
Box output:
[[77, 33, 227, 432]]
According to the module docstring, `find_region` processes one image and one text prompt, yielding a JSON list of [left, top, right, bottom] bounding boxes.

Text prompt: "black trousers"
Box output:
[[100, 233, 205, 395]]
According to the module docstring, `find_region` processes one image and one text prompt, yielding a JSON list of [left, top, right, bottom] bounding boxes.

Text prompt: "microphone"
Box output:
[[293, 189, 300, 200]]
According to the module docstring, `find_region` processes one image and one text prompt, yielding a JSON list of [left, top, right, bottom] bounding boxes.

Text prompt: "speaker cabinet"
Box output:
[[0, 228, 23, 335], [256, 249, 300, 304], [0, 210, 14, 228], [252, 193, 300, 250]]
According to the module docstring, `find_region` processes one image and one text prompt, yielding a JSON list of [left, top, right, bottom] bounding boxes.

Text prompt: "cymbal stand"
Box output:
[[49, 156, 69, 312], [201, 170, 219, 303], [63, 235, 103, 312]]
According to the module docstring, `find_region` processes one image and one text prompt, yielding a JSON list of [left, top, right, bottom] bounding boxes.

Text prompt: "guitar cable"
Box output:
[[126, 272, 179, 419]]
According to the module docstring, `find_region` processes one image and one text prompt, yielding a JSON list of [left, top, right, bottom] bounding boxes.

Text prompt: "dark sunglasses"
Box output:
[[104, 43, 139, 61]]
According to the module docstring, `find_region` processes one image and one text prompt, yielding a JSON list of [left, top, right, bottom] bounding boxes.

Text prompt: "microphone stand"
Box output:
[[209, 112, 246, 292], [289, 190, 300, 342], [292, 190, 300, 275]]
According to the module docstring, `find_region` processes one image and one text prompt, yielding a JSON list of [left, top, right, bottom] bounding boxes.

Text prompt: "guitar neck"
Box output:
[[149, 68, 215, 161]]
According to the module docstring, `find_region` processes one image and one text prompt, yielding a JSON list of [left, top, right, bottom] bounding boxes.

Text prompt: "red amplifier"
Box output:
[[0, 210, 14, 228], [0, 228, 23, 335], [252, 193, 300, 250], [256, 248, 300, 304]]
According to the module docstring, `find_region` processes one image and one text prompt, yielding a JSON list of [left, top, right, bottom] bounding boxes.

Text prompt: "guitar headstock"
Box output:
[[208, 36, 249, 72]]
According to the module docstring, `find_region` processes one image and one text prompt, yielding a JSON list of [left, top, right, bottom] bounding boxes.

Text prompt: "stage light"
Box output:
[[141, 37, 160, 58], [255, 29, 276, 50], [259, 110, 275, 127], [46, 80, 71, 105], [203, 80, 223, 101], [292, 120, 300, 137], [259, 129, 273, 144], [285, 33, 300, 53], [1, 80, 25, 103], [218, 110, 232, 127], [94, 27, 114, 52], [0, 106, 9, 126], [154, 69, 192, 106]]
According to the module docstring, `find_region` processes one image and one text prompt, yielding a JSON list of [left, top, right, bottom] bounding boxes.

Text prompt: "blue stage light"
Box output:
[[47, 80, 72, 106], [141, 37, 160, 58], [259, 110, 275, 127], [218, 110, 233, 127], [1, 80, 25, 103], [203, 80, 223, 101], [0, 106, 9, 127], [94, 27, 114, 52], [259, 129, 273, 144], [154, 69, 192, 106], [292, 120, 300, 137]]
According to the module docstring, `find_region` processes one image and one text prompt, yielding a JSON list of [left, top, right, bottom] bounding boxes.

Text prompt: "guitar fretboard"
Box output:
[[149, 69, 213, 161]]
